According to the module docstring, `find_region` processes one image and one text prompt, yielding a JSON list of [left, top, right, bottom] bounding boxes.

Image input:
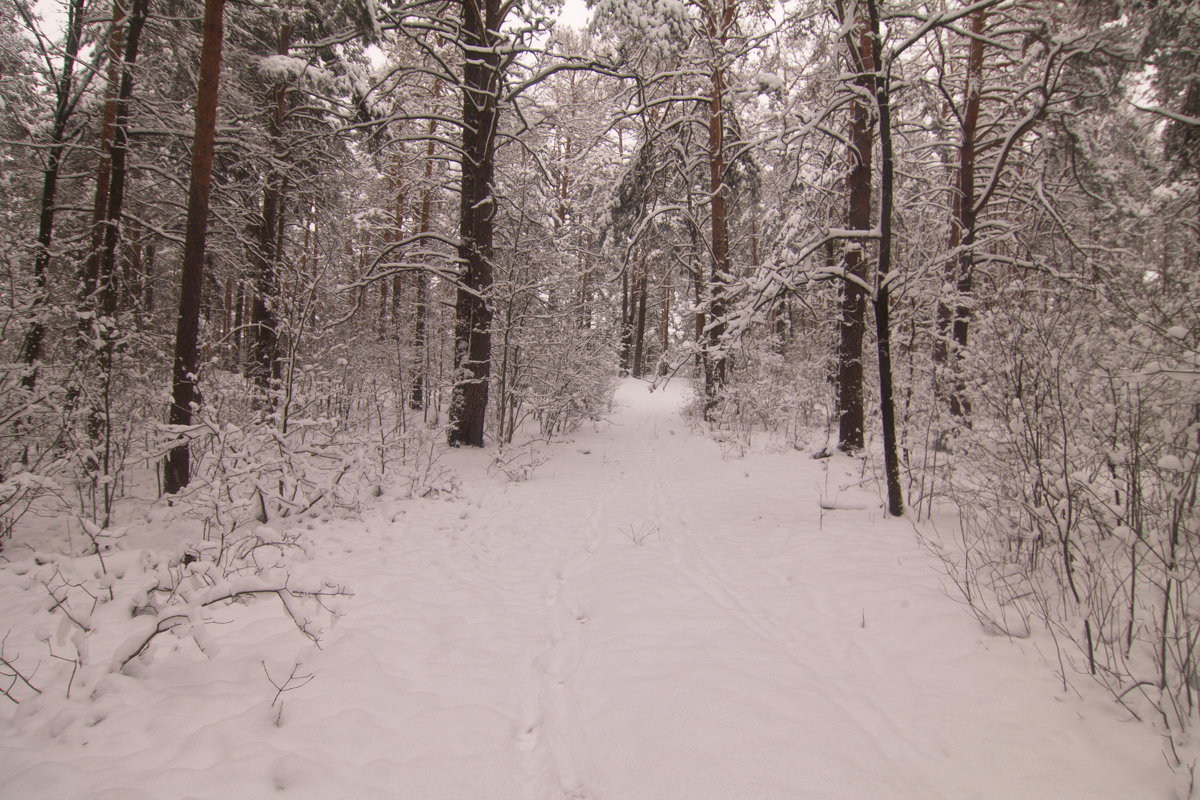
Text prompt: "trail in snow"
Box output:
[[0, 379, 1173, 799]]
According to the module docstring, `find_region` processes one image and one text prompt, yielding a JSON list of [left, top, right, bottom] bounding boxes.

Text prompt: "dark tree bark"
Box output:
[[632, 260, 649, 378], [164, 0, 226, 494], [410, 267, 429, 408], [18, 0, 87, 389], [378, 280, 389, 338], [85, 0, 148, 453], [934, 9, 985, 418], [580, 233, 593, 331], [142, 242, 155, 314], [390, 185, 404, 331], [702, 0, 734, 413], [867, 0, 904, 517], [448, 0, 504, 447], [249, 20, 291, 397], [620, 266, 632, 373], [410, 104, 438, 410], [836, 12, 874, 453], [659, 268, 670, 375], [232, 277, 244, 364], [223, 277, 233, 340], [95, 0, 149, 320], [80, 0, 148, 485], [690, 217, 705, 371], [81, 0, 127, 316]]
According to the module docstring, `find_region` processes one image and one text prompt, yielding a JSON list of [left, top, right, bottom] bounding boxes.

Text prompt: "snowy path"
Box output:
[[0, 379, 1171, 798]]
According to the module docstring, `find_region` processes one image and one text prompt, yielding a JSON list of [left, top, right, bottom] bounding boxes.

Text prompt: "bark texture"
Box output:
[[702, 0, 734, 412], [934, 9, 985, 418], [836, 14, 874, 452], [448, 0, 503, 447], [867, 0, 904, 517], [164, 0, 226, 493], [249, 20, 291, 396]]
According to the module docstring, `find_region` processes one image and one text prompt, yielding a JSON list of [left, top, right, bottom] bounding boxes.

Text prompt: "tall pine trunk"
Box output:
[[94, 0, 149, 328], [658, 266, 670, 375], [82, 0, 126, 315], [95, 0, 149, 320], [87, 0, 150, 522], [249, 20, 290, 399], [620, 266, 632, 373], [632, 259, 648, 378], [164, 0, 225, 493], [867, 0, 904, 517], [836, 14, 873, 453], [448, 0, 503, 447], [703, 0, 733, 413], [934, 9, 984, 419], [410, 102, 438, 411]]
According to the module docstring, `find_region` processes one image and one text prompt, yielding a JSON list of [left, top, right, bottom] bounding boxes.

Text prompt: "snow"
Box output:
[[0, 379, 1176, 798], [1157, 454, 1184, 472], [753, 72, 784, 92]]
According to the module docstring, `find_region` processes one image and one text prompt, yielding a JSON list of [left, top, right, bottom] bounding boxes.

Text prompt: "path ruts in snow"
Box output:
[[0, 379, 1172, 799]]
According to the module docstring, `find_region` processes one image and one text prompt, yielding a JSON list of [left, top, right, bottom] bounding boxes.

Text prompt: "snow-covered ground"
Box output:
[[0, 379, 1177, 798]]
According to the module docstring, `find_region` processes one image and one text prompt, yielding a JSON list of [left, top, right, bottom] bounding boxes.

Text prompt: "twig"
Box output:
[[0, 633, 42, 704], [261, 660, 315, 707]]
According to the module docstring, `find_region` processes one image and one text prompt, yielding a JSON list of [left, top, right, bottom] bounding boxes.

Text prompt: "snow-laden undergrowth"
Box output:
[[0, 379, 1183, 798]]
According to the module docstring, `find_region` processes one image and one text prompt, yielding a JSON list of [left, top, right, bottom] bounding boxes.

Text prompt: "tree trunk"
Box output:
[[703, 1, 734, 413], [659, 267, 670, 375], [580, 232, 592, 330], [82, 0, 127, 316], [223, 277, 233, 340], [410, 103, 437, 410], [18, 0, 86, 389], [164, 0, 226, 494], [79, 0, 149, 486], [249, 20, 290, 398], [620, 267, 632, 373], [934, 9, 984, 418], [691, 220, 705, 372], [142, 242, 155, 314], [232, 277, 244, 365], [391, 185, 404, 334], [632, 259, 648, 378], [86, 0, 149, 470], [867, 0, 904, 517], [95, 0, 149, 321], [448, 0, 503, 447], [836, 14, 873, 453], [378, 281, 389, 338]]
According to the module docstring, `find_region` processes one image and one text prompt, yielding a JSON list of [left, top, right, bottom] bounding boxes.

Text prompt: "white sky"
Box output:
[[559, 0, 591, 29]]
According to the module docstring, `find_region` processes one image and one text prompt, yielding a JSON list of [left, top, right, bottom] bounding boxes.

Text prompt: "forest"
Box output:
[[1, 0, 1199, 787]]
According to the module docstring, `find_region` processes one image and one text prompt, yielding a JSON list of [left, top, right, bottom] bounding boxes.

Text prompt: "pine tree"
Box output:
[[164, 0, 226, 493]]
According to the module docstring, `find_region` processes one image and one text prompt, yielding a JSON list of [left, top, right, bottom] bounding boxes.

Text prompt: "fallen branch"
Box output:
[[115, 582, 353, 671]]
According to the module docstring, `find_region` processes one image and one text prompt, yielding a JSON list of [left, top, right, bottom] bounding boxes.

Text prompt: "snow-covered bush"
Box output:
[[491, 271, 619, 445], [941, 280, 1200, 732], [0, 520, 349, 714], [166, 365, 457, 540], [694, 299, 837, 454]]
